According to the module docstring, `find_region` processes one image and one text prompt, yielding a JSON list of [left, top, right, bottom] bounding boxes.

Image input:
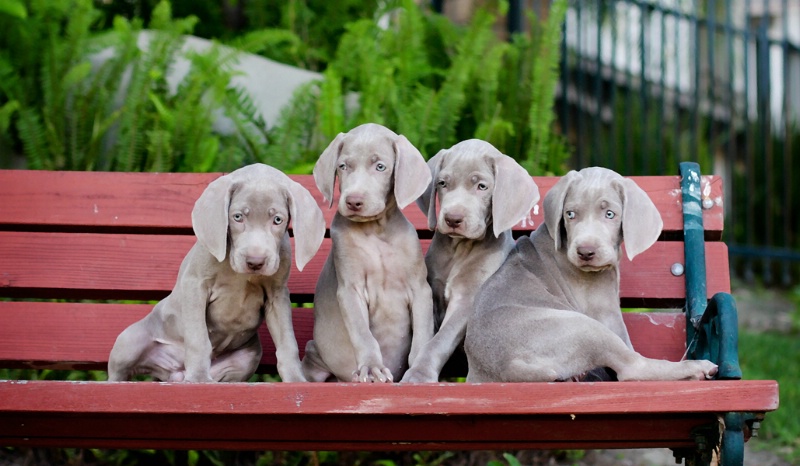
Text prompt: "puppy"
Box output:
[[401, 139, 539, 382], [301, 123, 434, 383], [465, 167, 718, 382], [108, 163, 325, 382]]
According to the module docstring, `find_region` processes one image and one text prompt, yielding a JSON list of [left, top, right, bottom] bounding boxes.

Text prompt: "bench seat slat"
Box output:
[[0, 380, 778, 450], [0, 231, 730, 303], [0, 302, 686, 371], [0, 170, 724, 237]]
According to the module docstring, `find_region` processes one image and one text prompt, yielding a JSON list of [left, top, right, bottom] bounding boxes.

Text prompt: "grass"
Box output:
[[739, 329, 800, 462]]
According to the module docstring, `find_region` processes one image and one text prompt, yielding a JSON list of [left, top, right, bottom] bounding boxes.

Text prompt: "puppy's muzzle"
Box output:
[[246, 255, 267, 272], [444, 213, 464, 229]]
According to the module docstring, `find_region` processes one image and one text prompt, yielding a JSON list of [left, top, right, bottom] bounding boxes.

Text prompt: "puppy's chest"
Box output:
[[206, 278, 267, 334]]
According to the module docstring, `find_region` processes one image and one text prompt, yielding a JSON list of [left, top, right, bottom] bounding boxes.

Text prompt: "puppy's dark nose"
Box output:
[[444, 213, 464, 228], [246, 256, 266, 271], [345, 195, 364, 212], [577, 247, 595, 261]]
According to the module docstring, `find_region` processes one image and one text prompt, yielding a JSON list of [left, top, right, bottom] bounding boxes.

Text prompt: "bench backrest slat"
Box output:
[[0, 232, 729, 304], [0, 170, 724, 237]]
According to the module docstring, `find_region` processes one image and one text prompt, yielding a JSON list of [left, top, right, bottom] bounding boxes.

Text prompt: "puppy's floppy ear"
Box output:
[[313, 132, 346, 208], [393, 134, 432, 209], [491, 154, 540, 237], [543, 170, 580, 251], [617, 177, 663, 260], [192, 173, 234, 262], [417, 149, 446, 231], [286, 179, 326, 272]]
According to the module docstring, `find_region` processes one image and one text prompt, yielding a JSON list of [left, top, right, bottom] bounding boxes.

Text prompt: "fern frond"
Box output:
[[526, 0, 568, 174], [16, 107, 49, 169]]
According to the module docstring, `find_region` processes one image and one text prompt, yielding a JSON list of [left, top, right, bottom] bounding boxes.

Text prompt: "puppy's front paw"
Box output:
[[353, 365, 394, 383], [184, 371, 214, 383], [685, 360, 718, 380], [400, 366, 438, 383]]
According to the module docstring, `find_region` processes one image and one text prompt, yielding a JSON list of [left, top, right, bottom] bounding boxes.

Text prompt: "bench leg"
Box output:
[[720, 412, 745, 466], [673, 412, 746, 466]]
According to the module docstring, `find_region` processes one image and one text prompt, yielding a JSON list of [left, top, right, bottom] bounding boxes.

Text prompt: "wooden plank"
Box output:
[[0, 412, 717, 451], [0, 380, 778, 450], [0, 171, 724, 236], [0, 231, 730, 302], [0, 303, 686, 371]]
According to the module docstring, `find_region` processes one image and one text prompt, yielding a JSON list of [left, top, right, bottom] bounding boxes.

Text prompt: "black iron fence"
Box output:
[[554, 0, 799, 285]]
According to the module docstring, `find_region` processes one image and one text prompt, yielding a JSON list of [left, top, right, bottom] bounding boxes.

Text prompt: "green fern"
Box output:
[[525, 0, 569, 174]]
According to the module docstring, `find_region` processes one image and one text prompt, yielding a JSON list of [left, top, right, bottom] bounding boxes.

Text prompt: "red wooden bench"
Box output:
[[0, 165, 778, 465]]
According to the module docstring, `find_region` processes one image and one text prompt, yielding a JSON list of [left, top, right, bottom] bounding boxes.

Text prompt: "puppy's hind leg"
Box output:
[[597, 330, 718, 381], [612, 352, 718, 381], [301, 340, 335, 382], [211, 335, 263, 382], [107, 320, 155, 381]]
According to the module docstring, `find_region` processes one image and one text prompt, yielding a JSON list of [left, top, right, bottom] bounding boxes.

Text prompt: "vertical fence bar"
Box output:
[[576, 1, 586, 167], [624, 1, 634, 174], [781, 0, 793, 285], [609, 0, 619, 170], [672, 5, 682, 178], [758, 0, 773, 283], [724, 0, 737, 280], [593, 0, 603, 168], [691, 0, 701, 164], [560, 1, 570, 157], [743, 0, 755, 282], [639, 1, 649, 174], [707, 0, 717, 174], [657, 4, 666, 172], [508, 0, 524, 36]]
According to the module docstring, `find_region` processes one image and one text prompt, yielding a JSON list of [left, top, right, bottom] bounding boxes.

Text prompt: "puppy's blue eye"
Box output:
[[437, 180, 446, 188], [477, 182, 488, 191], [338, 163, 347, 171], [566, 211, 576, 220], [274, 216, 284, 225], [605, 210, 615, 219], [376, 162, 386, 172], [232, 213, 244, 223]]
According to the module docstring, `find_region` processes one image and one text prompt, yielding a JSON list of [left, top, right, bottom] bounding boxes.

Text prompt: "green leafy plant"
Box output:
[[0, 0, 278, 173], [265, 0, 571, 174]]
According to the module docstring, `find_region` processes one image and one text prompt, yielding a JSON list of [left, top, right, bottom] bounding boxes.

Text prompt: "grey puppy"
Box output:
[[301, 123, 434, 383], [108, 163, 325, 383], [401, 139, 539, 382], [465, 167, 718, 382]]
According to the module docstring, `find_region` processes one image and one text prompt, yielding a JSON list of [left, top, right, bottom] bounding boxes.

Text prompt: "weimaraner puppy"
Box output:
[[401, 139, 540, 383], [465, 167, 718, 382], [108, 163, 325, 383], [301, 123, 434, 383]]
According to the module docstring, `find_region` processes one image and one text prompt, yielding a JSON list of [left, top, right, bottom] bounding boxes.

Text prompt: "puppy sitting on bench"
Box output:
[[301, 123, 434, 383], [465, 167, 718, 382], [108, 164, 325, 382], [401, 139, 539, 382]]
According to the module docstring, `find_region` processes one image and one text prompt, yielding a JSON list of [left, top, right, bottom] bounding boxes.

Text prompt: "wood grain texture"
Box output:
[[0, 170, 724, 236], [0, 380, 778, 450], [0, 303, 686, 370], [0, 231, 730, 302]]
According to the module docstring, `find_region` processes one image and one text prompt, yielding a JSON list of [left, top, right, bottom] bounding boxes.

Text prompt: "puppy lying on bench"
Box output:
[[302, 123, 434, 383], [108, 164, 325, 382], [401, 139, 539, 382], [465, 167, 718, 382]]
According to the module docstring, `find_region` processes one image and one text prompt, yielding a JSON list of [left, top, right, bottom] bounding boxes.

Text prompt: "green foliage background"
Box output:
[[0, 0, 570, 175]]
